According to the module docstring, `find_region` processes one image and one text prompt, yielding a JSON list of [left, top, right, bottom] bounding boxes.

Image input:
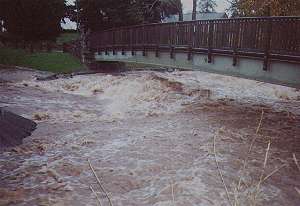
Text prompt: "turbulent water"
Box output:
[[18, 70, 300, 121], [1, 68, 300, 206]]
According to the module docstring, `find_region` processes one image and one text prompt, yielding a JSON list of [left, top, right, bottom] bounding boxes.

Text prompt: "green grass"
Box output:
[[56, 32, 80, 45], [0, 47, 84, 73]]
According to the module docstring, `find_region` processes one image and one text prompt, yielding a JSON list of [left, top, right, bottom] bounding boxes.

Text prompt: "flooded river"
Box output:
[[0, 68, 299, 206]]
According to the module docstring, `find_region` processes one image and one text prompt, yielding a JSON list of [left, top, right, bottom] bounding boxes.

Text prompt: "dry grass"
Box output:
[[213, 132, 233, 206], [295, 187, 300, 196], [171, 181, 175, 205], [293, 153, 300, 196], [213, 109, 288, 206], [293, 153, 300, 172], [88, 159, 113, 206], [252, 141, 271, 206], [232, 110, 264, 206], [90, 185, 103, 206]]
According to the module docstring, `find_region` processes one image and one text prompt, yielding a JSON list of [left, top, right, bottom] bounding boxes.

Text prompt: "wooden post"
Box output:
[[155, 45, 159, 57], [170, 46, 174, 59], [142, 25, 146, 56], [155, 25, 160, 58], [188, 24, 195, 61], [112, 31, 116, 55], [208, 21, 214, 63], [263, 19, 272, 71], [170, 23, 178, 59], [232, 20, 239, 66], [188, 46, 192, 61], [130, 29, 135, 56]]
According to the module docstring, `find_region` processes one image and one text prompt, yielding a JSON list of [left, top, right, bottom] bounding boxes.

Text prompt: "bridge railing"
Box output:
[[88, 16, 300, 69]]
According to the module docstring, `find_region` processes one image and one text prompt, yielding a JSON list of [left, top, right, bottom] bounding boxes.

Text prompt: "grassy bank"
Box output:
[[56, 32, 79, 45], [0, 47, 83, 73]]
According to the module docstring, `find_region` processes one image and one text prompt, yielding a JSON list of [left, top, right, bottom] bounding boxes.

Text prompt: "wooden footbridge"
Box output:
[[88, 16, 300, 88]]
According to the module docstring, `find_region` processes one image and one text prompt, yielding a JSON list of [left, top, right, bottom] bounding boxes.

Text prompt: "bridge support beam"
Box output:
[[95, 50, 300, 89]]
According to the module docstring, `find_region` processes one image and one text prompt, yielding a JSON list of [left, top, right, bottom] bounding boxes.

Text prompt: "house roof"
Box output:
[[163, 12, 228, 23]]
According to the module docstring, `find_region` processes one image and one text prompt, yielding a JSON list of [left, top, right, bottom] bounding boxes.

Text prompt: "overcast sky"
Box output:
[[182, 0, 229, 12], [67, 0, 230, 12]]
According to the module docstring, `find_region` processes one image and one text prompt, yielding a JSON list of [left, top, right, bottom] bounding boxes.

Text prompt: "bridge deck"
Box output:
[[88, 17, 300, 88]]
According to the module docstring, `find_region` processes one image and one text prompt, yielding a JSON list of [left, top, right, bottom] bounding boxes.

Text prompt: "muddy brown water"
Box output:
[[0, 68, 299, 206]]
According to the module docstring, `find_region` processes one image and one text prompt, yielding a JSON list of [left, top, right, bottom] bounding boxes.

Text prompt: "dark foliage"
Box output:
[[67, 0, 182, 32], [0, 0, 65, 41]]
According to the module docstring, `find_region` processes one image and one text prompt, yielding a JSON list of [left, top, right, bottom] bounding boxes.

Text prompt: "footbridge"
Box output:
[[88, 16, 300, 88]]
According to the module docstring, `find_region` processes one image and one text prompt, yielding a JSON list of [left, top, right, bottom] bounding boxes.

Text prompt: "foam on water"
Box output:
[[18, 71, 300, 122], [20, 72, 195, 120]]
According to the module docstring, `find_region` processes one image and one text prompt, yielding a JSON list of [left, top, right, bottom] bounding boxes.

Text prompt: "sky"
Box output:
[[66, 0, 230, 12], [181, 0, 229, 12]]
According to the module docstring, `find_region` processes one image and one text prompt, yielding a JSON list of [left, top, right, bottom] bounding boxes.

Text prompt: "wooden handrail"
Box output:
[[88, 16, 300, 65]]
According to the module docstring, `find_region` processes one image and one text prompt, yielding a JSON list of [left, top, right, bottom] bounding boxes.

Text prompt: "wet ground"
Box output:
[[0, 68, 299, 206]]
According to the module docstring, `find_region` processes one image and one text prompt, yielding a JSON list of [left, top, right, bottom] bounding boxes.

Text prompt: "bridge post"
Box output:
[[170, 22, 178, 59], [208, 21, 214, 63], [155, 45, 159, 57], [263, 18, 273, 71], [155, 24, 160, 57], [112, 31, 116, 55], [232, 20, 239, 66], [188, 47, 193, 61], [142, 25, 146, 56], [170, 46, 174, 59], [188, 23, 195, 61], [130, 28, 135, 56]]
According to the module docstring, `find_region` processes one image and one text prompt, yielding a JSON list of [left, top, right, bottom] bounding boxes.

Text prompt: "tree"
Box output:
[[192, 0, 198, 20], [227, 0, 239, 17], [0, 0, 65, 41], [73, 0, 184, 32], [162, 0, 184, 21], [227, 0, 300, 17], [74, 0, 147, 32], [198, 0, 217, 13]]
